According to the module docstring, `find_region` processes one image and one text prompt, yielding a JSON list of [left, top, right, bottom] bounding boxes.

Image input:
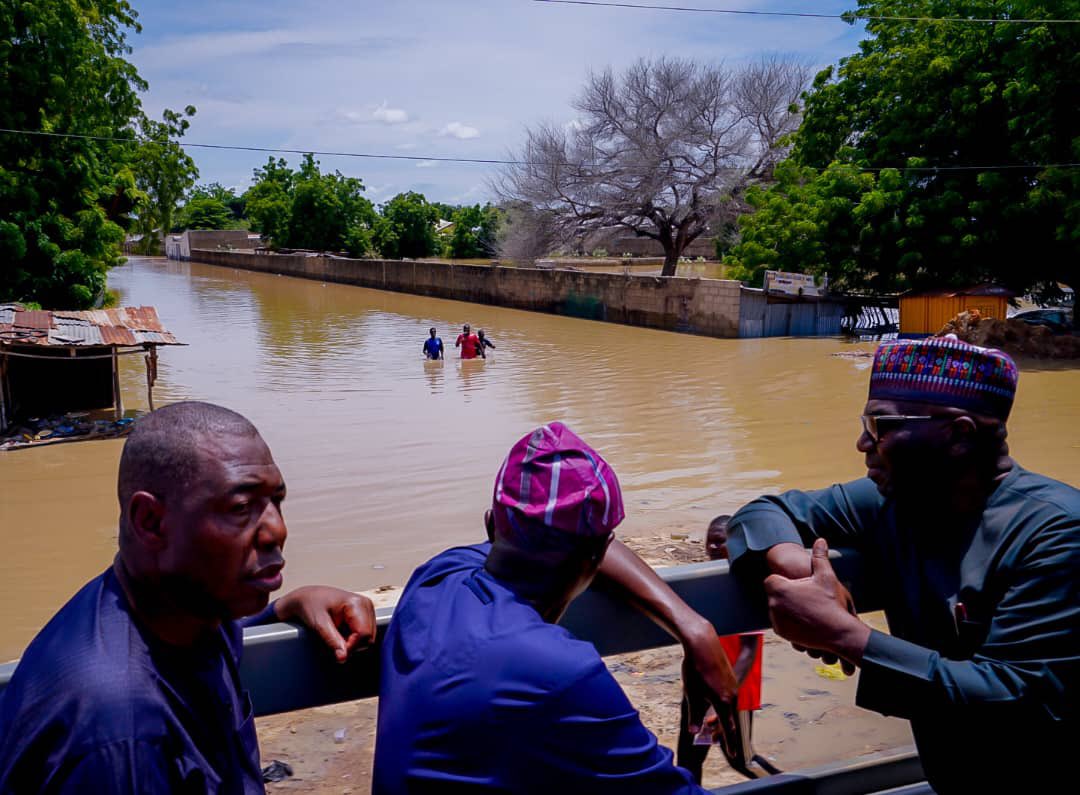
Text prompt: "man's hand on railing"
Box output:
[[274, 586, 377, 663], [765, 540, 868, 676]]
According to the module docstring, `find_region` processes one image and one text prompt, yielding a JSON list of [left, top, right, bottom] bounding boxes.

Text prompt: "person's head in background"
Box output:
[[706, 515, 732, 561]]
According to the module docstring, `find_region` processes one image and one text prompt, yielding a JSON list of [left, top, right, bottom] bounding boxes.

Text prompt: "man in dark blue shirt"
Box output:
[[373, 422, 732, 794], [725, 338, 1079, 793], [422, 327, 444, 359], [0, 402, 377, 794]]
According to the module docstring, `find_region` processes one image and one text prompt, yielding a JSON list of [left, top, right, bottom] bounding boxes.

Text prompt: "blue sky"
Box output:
[[129, 0, 867, 205]]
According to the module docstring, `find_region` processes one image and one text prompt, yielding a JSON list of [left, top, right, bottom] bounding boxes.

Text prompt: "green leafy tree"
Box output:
[[0, 0, 146, 308], [430, 202, 462, 222], [177, 196, 232, 230], [444, 203, 501, 259], [375, 192, 439, 259], [242, 155, 376, 253], [243, 158, 294, 247], [132, 106, 199, 249], [733, 1, 1080, 304], [187, 182, 246, 224]]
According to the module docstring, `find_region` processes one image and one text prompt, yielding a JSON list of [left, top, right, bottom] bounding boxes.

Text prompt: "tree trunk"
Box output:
[[660, 245, 679, 277]]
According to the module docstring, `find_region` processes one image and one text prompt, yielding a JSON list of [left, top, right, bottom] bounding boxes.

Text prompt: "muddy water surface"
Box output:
[[2, 257, 1077, 660]]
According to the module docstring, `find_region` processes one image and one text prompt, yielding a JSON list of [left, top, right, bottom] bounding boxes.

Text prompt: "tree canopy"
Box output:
[[132, 106, 198, 252], [243, 155, 377, 254], [727, 1, 1080, 298], [178, 183, 246, 229], [495, 56, 809, 276], [444, 204, 501, 259], [374, 192, 439, 259], [0, 0, 146, 308]]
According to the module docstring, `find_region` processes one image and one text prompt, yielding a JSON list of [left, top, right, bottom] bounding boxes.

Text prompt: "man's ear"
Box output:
[[484, 509, 495, 542], [947, 415, 978, 455], [128, 491, 168, 550]]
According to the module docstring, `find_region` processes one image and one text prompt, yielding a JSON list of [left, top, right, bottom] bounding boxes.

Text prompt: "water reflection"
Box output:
[[0, 257, 1076, 660]]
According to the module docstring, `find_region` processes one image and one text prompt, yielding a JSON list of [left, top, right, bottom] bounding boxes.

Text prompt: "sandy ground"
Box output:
[[257, 532, 913, 792]]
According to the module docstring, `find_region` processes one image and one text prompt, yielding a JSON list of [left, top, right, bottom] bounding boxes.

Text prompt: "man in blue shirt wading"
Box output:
[[373, 422, 735, 794], [0, 402, 377, 794], [721, 337, 1077, 794], [423, 327, 444, 360]]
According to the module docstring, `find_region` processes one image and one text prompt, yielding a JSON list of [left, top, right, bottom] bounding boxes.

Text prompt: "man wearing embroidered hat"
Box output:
[[720, 337, 1078, 793], [373, 422, 732, 794]]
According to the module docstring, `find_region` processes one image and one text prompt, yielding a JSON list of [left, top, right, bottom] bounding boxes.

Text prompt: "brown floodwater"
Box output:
[[1, 257, 1077, 660]]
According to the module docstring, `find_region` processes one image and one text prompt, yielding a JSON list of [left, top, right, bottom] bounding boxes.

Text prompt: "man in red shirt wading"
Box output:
[[455, 323, 482, 359]]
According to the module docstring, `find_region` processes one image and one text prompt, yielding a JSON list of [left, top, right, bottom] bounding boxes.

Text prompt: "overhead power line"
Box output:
[[531, 0, 1080, 25], [1, 127, 1078, 173]]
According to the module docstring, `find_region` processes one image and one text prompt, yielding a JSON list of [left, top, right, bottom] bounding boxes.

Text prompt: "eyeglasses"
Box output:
[[860, 414, 936, 442]]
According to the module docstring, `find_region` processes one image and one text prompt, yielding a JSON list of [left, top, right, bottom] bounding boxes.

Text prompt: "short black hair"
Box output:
[[708, 514, 732, 533], [118, 401, 260, 511]]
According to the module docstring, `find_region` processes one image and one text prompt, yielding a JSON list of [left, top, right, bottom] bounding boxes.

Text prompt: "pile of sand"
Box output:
[[938, 311, 1080, 358]]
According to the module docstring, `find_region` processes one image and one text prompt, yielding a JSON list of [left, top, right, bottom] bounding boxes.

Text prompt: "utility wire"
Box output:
[[1, 127, 1078, 172], [531, 0, 1080, 25]]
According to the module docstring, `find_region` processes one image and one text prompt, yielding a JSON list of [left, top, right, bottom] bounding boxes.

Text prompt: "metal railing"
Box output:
[[0, 550, 926, 793]]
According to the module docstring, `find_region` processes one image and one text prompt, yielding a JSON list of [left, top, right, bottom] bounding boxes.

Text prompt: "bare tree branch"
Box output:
[[491, 56, 809, 275]]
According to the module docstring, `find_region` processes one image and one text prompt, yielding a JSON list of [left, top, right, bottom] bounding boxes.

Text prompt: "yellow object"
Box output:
[[814, 663, 848, 680]]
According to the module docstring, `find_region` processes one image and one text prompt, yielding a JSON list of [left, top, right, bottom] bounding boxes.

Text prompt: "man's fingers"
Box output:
[[810, 538, 836, 584], [341, 598, 377, 647], [841, 659, 856, 676], [312, 614, 348, 661]]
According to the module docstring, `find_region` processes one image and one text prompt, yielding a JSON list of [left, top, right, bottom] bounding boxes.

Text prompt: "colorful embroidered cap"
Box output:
[[492, 422, 624, 538], [869, 336, 1019, 419]]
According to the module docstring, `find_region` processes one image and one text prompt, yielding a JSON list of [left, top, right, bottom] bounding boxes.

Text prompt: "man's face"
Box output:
[[706, 524, 729, 561], [463, 325, 470, 334], [159, 433, 288, 620], [430, 328, 436, 338], [857, 399, 955, 499]]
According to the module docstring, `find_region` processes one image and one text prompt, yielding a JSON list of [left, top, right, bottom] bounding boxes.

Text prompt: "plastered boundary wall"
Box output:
[[190, 249, 744, 338]]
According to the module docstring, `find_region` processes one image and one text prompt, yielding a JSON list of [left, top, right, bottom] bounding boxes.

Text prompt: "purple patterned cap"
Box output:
[[492, 422, 625, 537], [869, 337, 1018, 419]]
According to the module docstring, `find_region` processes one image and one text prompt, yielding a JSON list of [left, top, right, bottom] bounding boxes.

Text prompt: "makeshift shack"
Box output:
[[899, 284, 1014, 337], [0, 305, 181, 440]]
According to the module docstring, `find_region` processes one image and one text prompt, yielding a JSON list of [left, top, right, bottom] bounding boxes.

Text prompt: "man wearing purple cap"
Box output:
[[373, 422, 731, 793], [721, 337, 1078, 793]]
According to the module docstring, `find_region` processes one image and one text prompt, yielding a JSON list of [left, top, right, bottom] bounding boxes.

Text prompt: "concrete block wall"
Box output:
[[188, 249, 750, 338]]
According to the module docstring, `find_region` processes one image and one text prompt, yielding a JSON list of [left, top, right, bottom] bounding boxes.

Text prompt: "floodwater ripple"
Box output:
[[0, 257, 1076, 660]]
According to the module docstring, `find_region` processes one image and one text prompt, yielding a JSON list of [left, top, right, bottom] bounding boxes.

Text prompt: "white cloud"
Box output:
[[439, 122, 480, 140], [415, 160, 438, 168], [373, 101, 410, 124]]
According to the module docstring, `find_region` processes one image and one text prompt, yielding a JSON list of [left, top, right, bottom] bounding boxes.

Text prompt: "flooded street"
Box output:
[[2, 257, 1078, 660]]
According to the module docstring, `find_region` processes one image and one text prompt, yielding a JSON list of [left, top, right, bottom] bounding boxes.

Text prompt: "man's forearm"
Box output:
[[765, 542, 812, 579], [598, 540, 713, 643]]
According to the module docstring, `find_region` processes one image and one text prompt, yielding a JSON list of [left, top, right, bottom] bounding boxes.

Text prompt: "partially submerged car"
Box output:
[[1011, 307, 1074, 334]]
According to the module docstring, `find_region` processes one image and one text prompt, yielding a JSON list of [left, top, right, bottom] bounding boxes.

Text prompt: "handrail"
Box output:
[[0, 551, 926, 792], [1, 550, 880, 711]]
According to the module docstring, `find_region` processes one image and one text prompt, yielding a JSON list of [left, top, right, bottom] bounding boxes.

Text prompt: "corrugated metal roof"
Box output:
[[0, 304, 180, 348], [903, 283, 1016, 299]]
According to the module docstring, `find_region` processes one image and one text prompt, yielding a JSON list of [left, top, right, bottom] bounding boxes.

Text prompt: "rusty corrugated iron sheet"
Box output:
[[0, 304, 180, 348]]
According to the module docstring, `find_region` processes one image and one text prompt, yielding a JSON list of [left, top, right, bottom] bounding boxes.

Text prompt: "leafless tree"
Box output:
[[493, 56, 810, 276], [496, 202, 562, 266]]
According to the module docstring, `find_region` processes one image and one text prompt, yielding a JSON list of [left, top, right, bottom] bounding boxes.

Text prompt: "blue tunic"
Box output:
[[423, 337, 444, 359], [373, 543, 705, 794], [0, 568, 273, 794], [727, 465, 1079, 794]]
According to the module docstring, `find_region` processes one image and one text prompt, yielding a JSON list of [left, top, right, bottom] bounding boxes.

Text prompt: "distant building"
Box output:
[[899, 284, 1014, 337]]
